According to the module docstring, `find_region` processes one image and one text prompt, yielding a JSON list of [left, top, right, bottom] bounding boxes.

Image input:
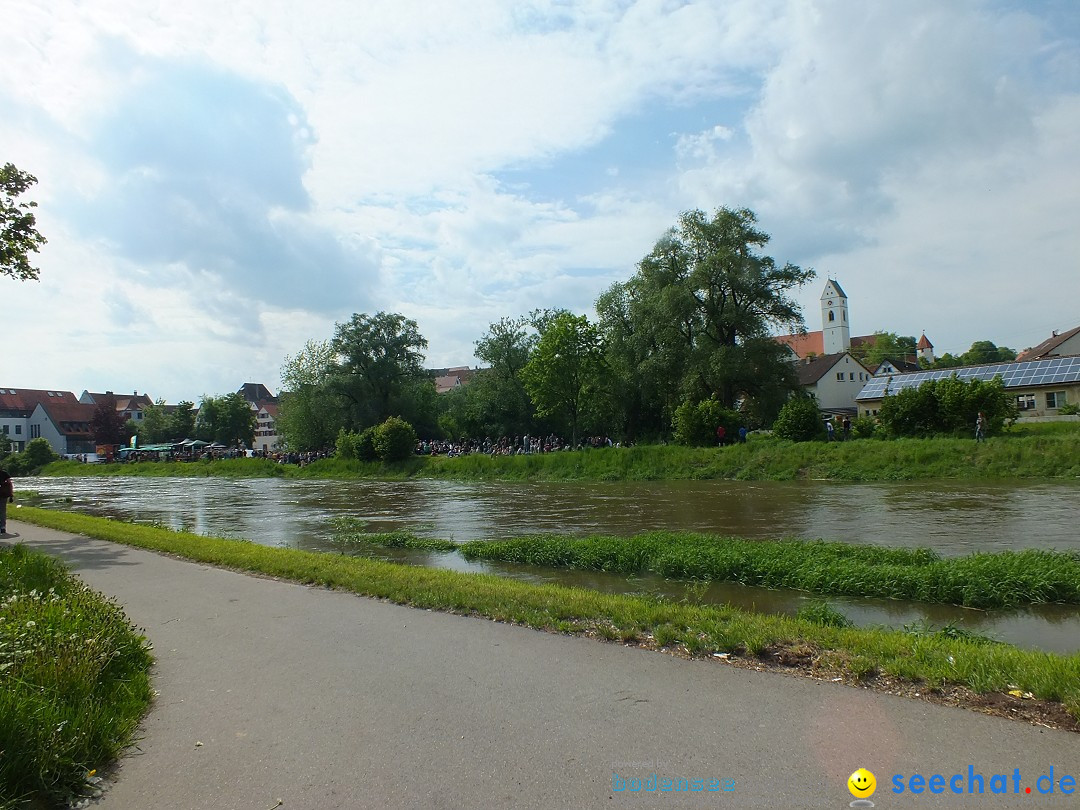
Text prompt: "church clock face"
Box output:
[[827, 300, 833, 305]]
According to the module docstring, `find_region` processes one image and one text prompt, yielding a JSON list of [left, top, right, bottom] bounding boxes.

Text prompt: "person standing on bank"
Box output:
[[975, 412, 986, 443], [0, 470, 13, 536]]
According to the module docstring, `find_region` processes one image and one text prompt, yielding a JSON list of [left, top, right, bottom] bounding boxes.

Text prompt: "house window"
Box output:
[[15, 425, 21, 435], [30, 424, 41, 438], [1, 425, 7, 434], [836, 373, 844, 381], [1016, 394, 1036, 411], [849, 372, 855, 380], [1046, 391, 1066, 409]]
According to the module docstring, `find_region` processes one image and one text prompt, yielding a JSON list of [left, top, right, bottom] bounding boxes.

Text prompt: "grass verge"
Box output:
[[0, 545, 153, 809], [460, 532, 1080, 610], [11, 507, 1080, 730]]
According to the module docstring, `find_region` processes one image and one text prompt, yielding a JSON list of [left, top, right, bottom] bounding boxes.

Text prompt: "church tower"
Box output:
[[821, 279, 850, 355]]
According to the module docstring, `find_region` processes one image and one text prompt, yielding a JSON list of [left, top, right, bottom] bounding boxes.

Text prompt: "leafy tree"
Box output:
[[878, 376, 1015, 437], [772, 396, 826, 442], [2, 437, 60, 474], [1, 163, 47, 281], [331, 312, 429, 430], [469, 316, 536, 436], [278, 339, 342, 451], [852, 332, 917, 367], [195, 393, 257, 446], [373, 416, 417, 462], [596, 208, 813, 433], [520, 312, 605, 446], [137, 399, 197, 443], [672, 398, 742, 446], [90, 396, 129, 446], [961, 341, 1016, 365], [0, 434, 11, 460]]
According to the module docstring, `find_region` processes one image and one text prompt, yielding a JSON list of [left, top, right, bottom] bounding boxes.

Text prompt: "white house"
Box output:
[[796, 353, 876, 414]]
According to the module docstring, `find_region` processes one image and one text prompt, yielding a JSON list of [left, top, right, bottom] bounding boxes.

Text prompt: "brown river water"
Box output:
[[24, 476, 1080, 654]]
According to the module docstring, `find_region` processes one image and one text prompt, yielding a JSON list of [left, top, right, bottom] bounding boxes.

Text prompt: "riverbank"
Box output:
[[38, 429, 1080, 483], [11, 507, 1080, 731]]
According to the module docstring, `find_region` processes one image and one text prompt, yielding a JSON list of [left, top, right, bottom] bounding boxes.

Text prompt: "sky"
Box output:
[[2, 0, 1079, 403]]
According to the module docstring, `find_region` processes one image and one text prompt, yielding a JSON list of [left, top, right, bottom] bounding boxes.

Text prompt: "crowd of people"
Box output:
[[416, 434, 626, 457]]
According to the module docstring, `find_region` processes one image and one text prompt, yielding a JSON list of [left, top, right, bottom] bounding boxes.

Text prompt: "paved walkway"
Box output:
[[9, 520, 1080, 809]]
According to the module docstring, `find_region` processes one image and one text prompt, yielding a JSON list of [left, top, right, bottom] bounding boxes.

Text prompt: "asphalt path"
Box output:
[[8, 520, 1080, 809]]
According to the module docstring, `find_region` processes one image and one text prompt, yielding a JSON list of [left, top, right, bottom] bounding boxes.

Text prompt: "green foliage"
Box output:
[[519, 312, 605, 445], [0, 163, 47, 282], [373, 417, 417, 462], [796, 600, 853, 628], [24, 438, 59, 471], [878, 375, 1017, 438], [672, 398, 741, 446], [933, 341, 1017, 369], [462, 532, 1080, 609], [850, 415, 878, 439], [137, 399, 196, 444], [1058, 402, 1079, 416], [772, 396, 825, 442], [595, 207, 811, 438], [850, 331, 916, 368], [331, 312, 430, 431], [277, 339, 342, 451], [195, 392, 257, 447], [0, 545, 152, 807], [335, 427, 379, 462]]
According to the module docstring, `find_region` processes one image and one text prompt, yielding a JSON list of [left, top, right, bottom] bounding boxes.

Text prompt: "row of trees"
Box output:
[[99, 393, 257, 448], [277, 208, 817, 450]]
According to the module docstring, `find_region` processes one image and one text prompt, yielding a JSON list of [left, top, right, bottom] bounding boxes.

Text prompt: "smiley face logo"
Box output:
[[848, 768, 876, 798]]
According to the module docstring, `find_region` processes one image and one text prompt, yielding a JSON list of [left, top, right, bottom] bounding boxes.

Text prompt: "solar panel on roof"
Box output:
[[856, 355, 1080, 400]]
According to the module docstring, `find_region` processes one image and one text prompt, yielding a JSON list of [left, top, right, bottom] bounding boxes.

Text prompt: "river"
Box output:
[[23, 475, 1080, 654]]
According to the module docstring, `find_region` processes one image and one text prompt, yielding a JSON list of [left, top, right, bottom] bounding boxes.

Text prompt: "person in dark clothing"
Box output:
[[0, 470, 13, 535]]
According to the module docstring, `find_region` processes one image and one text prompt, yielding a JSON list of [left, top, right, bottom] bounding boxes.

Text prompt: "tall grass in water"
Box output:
[[461, 532, 1080, 609], [0, 545, 153, 808]]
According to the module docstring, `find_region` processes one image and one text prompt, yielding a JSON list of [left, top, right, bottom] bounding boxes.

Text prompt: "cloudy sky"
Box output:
[[2, 0, 1078, 403]]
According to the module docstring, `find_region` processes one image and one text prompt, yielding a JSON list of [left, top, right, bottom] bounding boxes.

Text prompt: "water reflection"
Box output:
[[25, 475, 1080, 654]]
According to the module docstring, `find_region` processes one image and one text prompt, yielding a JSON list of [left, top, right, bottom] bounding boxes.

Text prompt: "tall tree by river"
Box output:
[[598, 207, 813, 432]]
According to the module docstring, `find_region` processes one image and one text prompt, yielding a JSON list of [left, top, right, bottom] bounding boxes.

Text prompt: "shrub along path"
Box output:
[[8, 519, 1080, 809]]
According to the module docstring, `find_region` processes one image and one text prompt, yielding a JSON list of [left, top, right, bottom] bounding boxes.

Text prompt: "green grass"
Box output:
[[328, 518, 459, 552], [0, 545, 153, 809], [11, 507, 1080, 723], [460, 532, 1080, 609], [40, 427, 1080, 483]]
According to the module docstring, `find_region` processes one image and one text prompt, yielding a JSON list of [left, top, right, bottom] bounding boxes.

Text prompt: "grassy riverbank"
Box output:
[[0, 545, 153, 809], [11, 508, 1080, 727], [39, 428, 1080, 483], [459, 532, 1080, 610]]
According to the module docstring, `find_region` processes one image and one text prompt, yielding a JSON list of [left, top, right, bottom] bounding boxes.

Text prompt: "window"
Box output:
[[14, 425, 21, 435], [836, 373, 844, 381], [828, 310, 835, 322], [849, 372, 855, 380], [1, 425, 7, 434], [30, 424, 41, 438], [1046, 391, 1066, 409], [1016, 394, 1036, 411]]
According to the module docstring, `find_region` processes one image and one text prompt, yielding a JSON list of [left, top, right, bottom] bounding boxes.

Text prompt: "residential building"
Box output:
[[0, 388, 80, 453], [855, 355, 1080, 420], [1016, 326, 1080, 361], [80, 390, 155, 424], [431, 366, 477, 394], [238, 383, 280, 451], [795, 353, 876, 415], [30, 400, 97, 455]]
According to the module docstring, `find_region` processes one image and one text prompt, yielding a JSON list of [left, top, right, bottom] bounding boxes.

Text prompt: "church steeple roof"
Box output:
[[821, 278, 848, 299]]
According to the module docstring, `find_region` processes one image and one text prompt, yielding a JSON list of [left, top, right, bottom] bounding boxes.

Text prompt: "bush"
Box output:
[[355, 427, 378, 461], [335, 428, 356, 459], [0, 438, 59, 476], [878, 375, 1016, 438], [672, 398, 742, 446], [1059, 402, 1079, 416], [850, 415, 878, 439], [772, 397, 826, 442], [373, 417, 417, 462]]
